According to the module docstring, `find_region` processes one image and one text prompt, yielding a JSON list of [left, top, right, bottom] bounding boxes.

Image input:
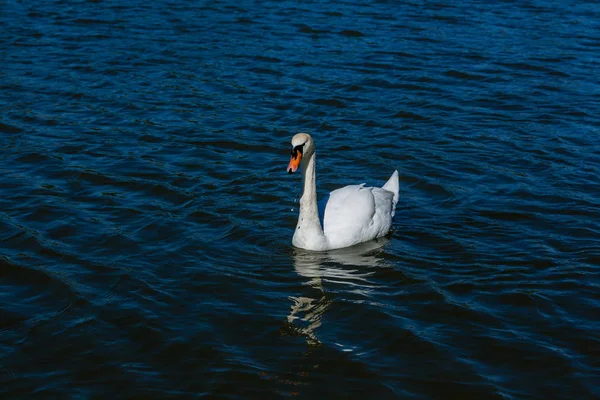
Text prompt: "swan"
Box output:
[[287, 133, 399, 251]]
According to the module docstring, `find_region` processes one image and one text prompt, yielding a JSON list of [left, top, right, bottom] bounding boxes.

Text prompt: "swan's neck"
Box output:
[[293, 152, 327, 250], [300, 152, 319, 217]]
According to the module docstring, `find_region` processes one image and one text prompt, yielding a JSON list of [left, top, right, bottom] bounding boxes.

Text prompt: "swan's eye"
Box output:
[[290, 143, 305, 159]]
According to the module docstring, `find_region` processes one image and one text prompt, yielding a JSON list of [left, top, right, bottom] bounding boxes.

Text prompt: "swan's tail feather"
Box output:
[[382, 170, 399, 216]]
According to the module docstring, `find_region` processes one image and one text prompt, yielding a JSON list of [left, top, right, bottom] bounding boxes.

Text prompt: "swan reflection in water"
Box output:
[[286, 237, 391, 346]]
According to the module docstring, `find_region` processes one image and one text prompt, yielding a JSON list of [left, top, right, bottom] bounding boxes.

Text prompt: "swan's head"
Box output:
[[287, 133, 314, 174]]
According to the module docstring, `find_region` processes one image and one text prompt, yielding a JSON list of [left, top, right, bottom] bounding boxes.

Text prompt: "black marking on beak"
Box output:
[[290, 143, 305, 159]]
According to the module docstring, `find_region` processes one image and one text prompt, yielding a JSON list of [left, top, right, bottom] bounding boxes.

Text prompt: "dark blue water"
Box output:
[[2, 0, 599, 398]]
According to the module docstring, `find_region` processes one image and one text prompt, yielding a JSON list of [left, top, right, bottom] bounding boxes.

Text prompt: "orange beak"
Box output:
[[287, 151, 302, 174]]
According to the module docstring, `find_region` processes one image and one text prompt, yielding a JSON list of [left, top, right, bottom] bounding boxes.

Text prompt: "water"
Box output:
[[1, 0, 599, 398]]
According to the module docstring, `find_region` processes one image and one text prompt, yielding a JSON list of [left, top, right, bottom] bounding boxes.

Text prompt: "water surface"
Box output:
[[1, 0, 599, 398]]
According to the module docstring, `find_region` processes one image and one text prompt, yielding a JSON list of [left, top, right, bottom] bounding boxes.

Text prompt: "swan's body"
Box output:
[[287, 133, 399, 251]]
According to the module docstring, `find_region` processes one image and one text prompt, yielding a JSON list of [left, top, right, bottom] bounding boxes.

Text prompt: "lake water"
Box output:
[[1, 0, 599, 398]]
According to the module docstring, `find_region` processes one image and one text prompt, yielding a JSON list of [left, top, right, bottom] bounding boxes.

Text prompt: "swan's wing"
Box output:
[[321, 184, 395, 248], [370, 187, 395, 233], [323, 184, 374, 237]]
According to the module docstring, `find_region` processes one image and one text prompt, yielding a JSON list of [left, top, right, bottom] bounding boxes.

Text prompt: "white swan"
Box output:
[[287, 133, 399, 251]]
